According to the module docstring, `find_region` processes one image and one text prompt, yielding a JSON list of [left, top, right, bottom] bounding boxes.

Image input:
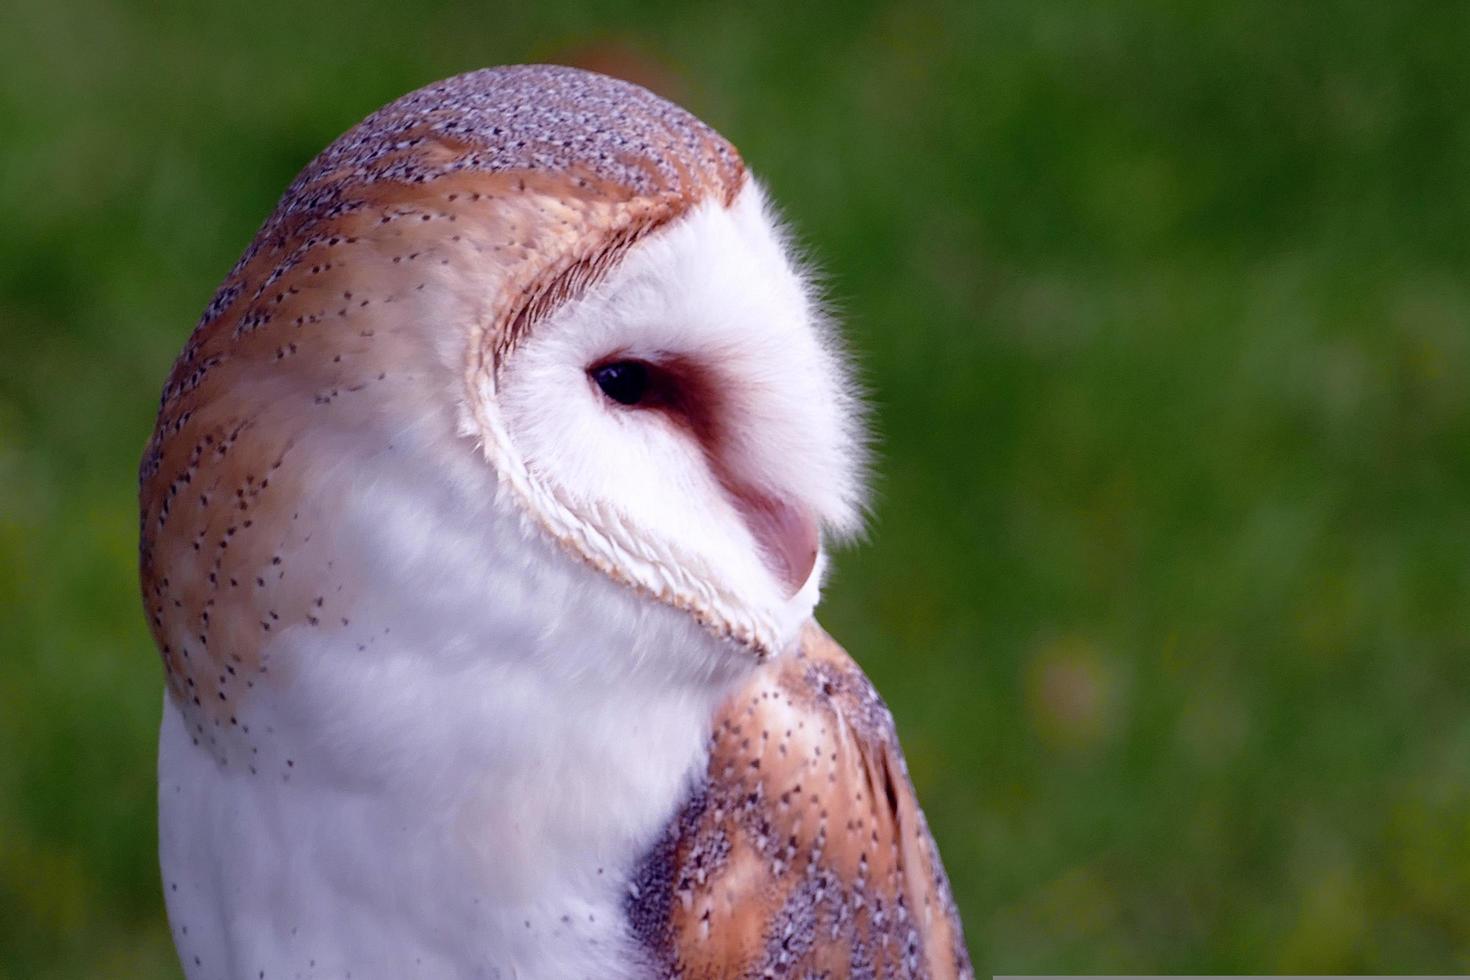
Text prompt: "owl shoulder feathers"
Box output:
[[628, 622, 973, 978]]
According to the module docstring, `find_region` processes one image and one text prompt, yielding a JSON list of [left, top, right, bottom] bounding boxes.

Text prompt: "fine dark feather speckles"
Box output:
[[629, 623, 973, 978], [210, 65, 744, 334]]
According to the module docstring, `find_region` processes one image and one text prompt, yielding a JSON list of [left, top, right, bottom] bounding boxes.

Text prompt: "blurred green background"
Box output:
[[4, 0, 1469, 975]]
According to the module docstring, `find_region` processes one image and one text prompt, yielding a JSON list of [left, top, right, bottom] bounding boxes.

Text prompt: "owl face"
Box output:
[[486, 185, 866, 656]]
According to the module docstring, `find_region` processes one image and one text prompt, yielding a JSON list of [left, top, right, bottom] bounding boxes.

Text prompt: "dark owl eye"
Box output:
[[590, 360, 651, 406]]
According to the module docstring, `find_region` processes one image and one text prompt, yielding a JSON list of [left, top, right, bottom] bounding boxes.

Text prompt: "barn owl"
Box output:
[[139, 65, 972, 979]]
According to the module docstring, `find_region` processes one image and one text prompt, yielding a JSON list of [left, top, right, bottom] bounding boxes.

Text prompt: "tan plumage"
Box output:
[[631, 623, 972, 977]]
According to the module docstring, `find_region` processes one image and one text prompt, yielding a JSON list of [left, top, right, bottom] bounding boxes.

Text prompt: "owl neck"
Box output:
[[159, 424, 751, 977]]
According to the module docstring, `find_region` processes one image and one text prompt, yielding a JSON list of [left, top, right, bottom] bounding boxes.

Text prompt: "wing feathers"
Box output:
[[629, 622, 973, 978]]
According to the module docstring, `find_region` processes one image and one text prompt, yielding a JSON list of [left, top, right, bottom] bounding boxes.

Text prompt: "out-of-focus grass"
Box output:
[[3, 0, 1469, 975]]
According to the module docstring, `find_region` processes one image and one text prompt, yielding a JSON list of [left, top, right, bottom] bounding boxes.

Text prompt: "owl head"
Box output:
[[140, 66, 868, 728]]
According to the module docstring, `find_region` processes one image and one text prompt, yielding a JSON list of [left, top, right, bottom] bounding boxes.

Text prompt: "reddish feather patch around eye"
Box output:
[[587, 353, 723, 446], [588, 353, 818, 596]]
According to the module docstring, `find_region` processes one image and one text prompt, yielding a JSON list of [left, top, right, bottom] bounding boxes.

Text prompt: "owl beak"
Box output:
[[735, 491, 820, 598]]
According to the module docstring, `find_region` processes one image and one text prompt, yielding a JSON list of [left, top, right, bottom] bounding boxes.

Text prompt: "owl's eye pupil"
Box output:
[[591, 360, 651, 406]]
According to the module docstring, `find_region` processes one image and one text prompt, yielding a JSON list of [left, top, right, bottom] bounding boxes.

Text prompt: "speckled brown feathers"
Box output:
[[139, 66, 745, 748], [629, 623, 973, 978]]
